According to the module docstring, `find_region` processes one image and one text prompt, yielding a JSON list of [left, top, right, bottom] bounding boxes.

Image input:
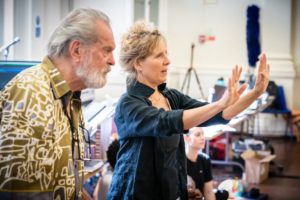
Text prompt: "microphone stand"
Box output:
[[0, 37, 21, 60], [180, 43, 205, 99], [2, 48, 10, 60]]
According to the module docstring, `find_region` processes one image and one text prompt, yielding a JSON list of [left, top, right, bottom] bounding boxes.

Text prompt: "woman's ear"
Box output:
[[134, 58, 142, 72]]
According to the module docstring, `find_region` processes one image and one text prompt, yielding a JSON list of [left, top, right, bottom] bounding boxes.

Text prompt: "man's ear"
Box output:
[[69, 40, 82, 62]]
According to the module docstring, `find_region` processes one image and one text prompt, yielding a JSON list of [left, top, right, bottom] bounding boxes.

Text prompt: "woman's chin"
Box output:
[[159, 77, 167, 84]]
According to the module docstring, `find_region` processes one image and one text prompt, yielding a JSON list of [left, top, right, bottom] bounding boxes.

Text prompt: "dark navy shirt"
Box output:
[[107, 81, 228, 200]]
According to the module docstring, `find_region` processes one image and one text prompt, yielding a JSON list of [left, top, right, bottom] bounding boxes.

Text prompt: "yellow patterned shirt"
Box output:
[[0, 57, 84, 200]]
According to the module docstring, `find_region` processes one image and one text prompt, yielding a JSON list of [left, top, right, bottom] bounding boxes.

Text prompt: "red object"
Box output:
[[209, 135, 227, 160], [207, 36, 215, 41], [198, 34, 216, 44]]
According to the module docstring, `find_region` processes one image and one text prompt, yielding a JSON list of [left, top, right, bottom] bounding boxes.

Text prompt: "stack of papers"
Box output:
[[84, 159, 104, 173]]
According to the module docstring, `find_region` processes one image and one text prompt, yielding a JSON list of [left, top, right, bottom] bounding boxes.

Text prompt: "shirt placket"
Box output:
[[69, 94, 84, 200]]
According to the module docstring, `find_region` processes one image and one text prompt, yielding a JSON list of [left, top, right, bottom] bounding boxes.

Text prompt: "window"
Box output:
[[134, 0, 159, 25]]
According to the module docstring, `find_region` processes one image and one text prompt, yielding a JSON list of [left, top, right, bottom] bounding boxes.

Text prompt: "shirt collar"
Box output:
[[127, 81, 167, 98], [41, 56, 71, 99]]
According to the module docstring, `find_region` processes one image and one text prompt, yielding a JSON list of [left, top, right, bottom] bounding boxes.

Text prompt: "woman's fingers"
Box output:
[[233, 65, 238, 83], [258, 53, 266, 73], [231, 68, 235, 85], [256, 73, 262, 84], [231, 65, 243, 86], [227, 78, 232, 94], [255, 53, 270, 93], [239, 66, 243, 79], [237, 83, 248, 95]]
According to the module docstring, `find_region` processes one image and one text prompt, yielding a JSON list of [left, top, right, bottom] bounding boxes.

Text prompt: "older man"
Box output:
[[0, 7, 115, 200]]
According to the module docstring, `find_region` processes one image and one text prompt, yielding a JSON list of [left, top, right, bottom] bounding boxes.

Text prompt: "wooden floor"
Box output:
[[252, 137, 300, 200], [212, 136, 300, 200]]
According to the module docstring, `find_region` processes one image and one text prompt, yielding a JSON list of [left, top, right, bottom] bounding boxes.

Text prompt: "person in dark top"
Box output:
[[185, 127, 228, 200], [187, 175, 203, 200], [106, 139, 120, 169], [107, 21, 270, 200], [185, 127, 213, 198]]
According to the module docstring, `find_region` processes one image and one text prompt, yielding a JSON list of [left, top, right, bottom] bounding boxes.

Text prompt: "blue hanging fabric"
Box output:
[[246, 5, 261, 68]]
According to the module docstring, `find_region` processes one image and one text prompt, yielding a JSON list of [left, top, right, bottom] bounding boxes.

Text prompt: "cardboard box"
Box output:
[[241, 150, 276, 184]]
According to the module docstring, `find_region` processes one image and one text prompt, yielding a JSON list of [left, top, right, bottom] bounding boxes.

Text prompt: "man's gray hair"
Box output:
[[47, 7, 110, 58]]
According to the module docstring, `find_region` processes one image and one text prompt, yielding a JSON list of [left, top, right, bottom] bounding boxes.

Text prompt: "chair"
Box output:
[[262, 85, 293, 138]]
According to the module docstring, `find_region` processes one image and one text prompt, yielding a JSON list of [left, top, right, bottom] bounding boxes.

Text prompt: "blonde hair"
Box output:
[[119, 21, 165, 84]]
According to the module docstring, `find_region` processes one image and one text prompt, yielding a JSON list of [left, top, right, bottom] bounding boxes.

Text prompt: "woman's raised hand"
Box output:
[[252, 53, 270, 96], [218, 66, 248, 109]]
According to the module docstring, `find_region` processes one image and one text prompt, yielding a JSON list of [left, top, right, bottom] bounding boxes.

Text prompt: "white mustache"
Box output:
[[105, 65, 111, 73]]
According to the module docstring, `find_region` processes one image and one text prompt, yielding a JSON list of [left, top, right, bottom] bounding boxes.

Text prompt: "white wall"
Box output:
[[12, 0, 67, 61], [167, 0, 252, 70], [13, 0, 32, 60]]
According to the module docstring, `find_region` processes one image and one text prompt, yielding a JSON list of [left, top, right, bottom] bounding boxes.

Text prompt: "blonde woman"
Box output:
[[107, 21, 269, 200]]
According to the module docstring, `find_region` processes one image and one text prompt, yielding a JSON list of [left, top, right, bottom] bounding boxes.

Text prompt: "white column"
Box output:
[[261, 0, 295, 107], [3, 0, 14, 59], [144, 0, 150, 22]]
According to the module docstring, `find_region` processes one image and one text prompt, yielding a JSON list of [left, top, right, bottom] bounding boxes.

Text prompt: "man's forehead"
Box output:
[[96, 22, 115, 47]]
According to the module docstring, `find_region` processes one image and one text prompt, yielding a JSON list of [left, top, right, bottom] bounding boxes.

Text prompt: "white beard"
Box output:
[[76, 55, 109, 88]]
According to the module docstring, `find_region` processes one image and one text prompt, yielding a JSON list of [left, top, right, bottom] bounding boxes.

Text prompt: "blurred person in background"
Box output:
[[185, 127, 229, 200]]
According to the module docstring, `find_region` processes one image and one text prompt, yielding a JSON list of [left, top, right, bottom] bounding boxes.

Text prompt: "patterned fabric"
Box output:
[[0, 57, 84, 200]]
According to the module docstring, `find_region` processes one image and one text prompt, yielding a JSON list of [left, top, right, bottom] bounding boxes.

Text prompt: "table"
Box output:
[[84, 159, 104, 178], [202, 95, 273, 172]]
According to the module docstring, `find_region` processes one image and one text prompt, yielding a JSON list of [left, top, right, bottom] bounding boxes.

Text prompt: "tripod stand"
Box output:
[[180, 43, 205, 99]]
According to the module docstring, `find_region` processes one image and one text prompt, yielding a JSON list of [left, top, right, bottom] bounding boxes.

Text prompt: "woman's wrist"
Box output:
[[215, 100, 227, 111], [249, 89, 262, 99]]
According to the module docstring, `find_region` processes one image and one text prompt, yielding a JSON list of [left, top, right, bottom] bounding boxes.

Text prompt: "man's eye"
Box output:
[[103, 48, 111, 54]]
